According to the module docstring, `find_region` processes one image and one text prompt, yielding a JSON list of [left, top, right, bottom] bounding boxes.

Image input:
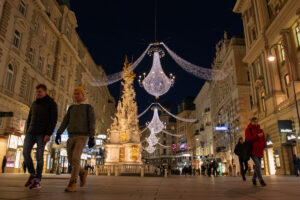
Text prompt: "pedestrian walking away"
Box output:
[[56, 87, 95, 192], [245, 117, 267, 187], [2, 156, 7, 173], [293, 154, 300, 176], [234, 137, 249, 181], [22, 84, 58, 190]]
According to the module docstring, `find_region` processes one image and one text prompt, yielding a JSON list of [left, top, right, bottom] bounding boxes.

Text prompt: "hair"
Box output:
[[36, 84, 47, 91], [251, 117, 258, 122]]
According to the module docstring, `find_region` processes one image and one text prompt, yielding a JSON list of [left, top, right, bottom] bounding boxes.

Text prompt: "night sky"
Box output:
[[71, 0, 243, 123]]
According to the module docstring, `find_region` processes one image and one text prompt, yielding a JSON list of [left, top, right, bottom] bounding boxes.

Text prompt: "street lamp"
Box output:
[[268, 42, 300, 152]]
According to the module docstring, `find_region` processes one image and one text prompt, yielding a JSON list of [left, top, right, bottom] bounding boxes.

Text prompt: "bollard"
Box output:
[[141, 166, 144, 177], [164, 168, 167, 178]]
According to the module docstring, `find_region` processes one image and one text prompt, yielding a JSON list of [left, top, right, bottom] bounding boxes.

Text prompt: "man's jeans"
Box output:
[[239, 158, 248, 177], [251, 156, 264, 182], [23, 134, 46, 181]]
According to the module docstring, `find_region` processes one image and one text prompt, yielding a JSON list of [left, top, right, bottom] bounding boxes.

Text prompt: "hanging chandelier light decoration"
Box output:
[[138, 45, 175, 98], [147, 107, 165, 133], [146, 129, 160, 146], [145, 145, 156, 154]]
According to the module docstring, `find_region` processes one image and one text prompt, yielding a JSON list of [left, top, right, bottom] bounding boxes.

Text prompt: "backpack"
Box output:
[[243, 128, 253, 161]]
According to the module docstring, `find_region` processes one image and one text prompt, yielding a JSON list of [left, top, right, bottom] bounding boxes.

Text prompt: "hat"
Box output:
[[74, 87, 86, 96]]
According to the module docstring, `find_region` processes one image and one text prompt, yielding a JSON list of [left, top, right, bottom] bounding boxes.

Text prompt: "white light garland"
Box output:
[[161, 42, 231, 81], [162, 130, 182, 137], [138, 103, 154, 118], [90, 44, 151, 86], [139, 51, 175, 98], [157, 103, 197, 123]]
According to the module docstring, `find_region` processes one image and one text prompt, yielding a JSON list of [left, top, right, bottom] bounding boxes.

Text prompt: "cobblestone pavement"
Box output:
[[0, 173, 299, 200]]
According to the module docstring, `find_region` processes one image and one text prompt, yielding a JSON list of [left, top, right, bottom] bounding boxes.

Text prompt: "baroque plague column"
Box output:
[[105, 58, 142, 165]]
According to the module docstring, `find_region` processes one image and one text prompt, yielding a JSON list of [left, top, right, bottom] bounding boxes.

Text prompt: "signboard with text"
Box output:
[[214, 126, 229, 131]]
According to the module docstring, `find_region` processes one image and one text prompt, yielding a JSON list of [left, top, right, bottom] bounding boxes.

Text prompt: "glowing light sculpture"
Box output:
[[139, 51, 175, 98], [147, 107, 165, 134]]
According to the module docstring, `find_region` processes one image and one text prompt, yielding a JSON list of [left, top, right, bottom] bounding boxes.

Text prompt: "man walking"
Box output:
[[55, 87, 95, 192], [2, 156, 7, 173], [245, 117, 266, 187], [234, 137, 248, 181], [23, 84, 58, 189]]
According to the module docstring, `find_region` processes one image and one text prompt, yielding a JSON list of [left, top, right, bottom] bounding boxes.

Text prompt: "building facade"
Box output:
[[210, 33, 251, 175], [192, 82, 214, 169], [0, 0, 115, 173], [234, 0, 300, 175]]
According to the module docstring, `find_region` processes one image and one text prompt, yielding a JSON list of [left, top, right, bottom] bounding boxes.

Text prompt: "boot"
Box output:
[[260, 180, 267, 187], [79, 170, 88, 187], [65, 180, 76, 192], [252, 179, 257, 186]]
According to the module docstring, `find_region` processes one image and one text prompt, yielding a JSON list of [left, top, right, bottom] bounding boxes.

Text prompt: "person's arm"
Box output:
[[46, 101, 58, 136], [88, 105, 95, 137], [245, 127, 259, 142], [57, 106, 71, 136]]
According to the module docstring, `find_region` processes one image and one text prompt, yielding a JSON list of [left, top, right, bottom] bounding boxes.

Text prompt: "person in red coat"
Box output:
[[245, 117, 267, 187]]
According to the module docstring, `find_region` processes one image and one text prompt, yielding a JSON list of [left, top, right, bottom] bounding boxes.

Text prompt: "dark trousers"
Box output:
[[239, 158, 248, 177], [251, 156, 264, 182], [23, 134, 46, 181], [1, 166, 5, 173]]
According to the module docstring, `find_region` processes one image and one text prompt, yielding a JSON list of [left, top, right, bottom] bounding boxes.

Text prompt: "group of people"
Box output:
[[14, 84, 96, 192], [200, 160, 219, 177]]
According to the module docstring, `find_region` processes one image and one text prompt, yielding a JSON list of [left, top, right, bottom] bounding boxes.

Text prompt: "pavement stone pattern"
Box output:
[[0, 174, 299, 200]]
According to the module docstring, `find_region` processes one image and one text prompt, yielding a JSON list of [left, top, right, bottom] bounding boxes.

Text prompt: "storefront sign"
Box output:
[[278, 120, 293, 133], [97, 134, 107, 139], [214, 126, 229, 131]]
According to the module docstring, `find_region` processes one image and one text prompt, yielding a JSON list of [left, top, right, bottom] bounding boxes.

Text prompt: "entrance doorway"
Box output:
[[267, 148, 276, 175]]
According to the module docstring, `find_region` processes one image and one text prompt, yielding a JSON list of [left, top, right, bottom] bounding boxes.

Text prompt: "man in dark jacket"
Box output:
[[245, 117, 266, 187], [2, 156, 7, 173], [234, 137, 248, 181], [23, 84, 58, 189], [56, 87, 95, 192]]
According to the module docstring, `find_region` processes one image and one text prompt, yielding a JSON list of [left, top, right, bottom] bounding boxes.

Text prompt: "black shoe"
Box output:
[[260, 181, 266, 187], [242, 175, 246, 181], [252, 179, 257, 186]]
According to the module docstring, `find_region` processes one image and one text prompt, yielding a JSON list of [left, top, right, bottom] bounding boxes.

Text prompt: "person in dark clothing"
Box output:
[[2, 156, 7, 173], [293, 154, 300, 176], [207, 162, 212, 177], [23, 84, 58, 190], [234, 137, 249, 181], [22, 161, 27, 173], [245, 117, 266, 187], [212, 160, 218, 177]]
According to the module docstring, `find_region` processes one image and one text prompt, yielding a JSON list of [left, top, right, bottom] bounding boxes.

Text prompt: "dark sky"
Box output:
[[71, 0, 243, 123]]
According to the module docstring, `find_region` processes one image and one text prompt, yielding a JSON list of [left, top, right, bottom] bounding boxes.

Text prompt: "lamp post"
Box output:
[[267, 41, 300, 153]]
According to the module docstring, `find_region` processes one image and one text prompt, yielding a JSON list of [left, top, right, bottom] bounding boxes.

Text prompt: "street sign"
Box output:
[[214, 126, 229, 131], [0, 112, 13, 117]]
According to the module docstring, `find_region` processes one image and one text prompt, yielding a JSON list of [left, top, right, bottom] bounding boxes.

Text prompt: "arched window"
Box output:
[[5, 64, 14, 91]]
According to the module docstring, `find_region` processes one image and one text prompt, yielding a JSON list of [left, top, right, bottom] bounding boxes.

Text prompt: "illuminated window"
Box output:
[[280, 44, 285, 61], [296, 27, 300, 47]]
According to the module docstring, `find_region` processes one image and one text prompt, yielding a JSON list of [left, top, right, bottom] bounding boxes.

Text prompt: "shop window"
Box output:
[[280, 44, 285, 62], [18, 0, 26, 16], [296, 27, 300, 47], [5, 64, 14, 91], [13, 30, 21, 48], [274, 150, 280, 168]]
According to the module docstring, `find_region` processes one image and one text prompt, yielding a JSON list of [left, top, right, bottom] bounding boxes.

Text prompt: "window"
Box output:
[[60, 75, 65, 87], [23, 77, 31, 101], [296, 27, 300, 47], [5, 64, 14, 91], [284, 74, 290, 97], [163, 149, 166, 155], [19, 0, 26, 16], [261, 91, 266, 111], [28, 48, 34, 63], [46, 64, 51, 77], [247, 71, 250, 82], [37, 57, 43, 71], [250, 95, 253, 109], [251, 27, 257, 41], [13, 30, 21, 48], [280, 44, 285, 61]]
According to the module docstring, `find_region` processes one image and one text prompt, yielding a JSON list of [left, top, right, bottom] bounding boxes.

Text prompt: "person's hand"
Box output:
[[44, 135, 50, 143], [55, 134, 61, 145], [258, 133, 263, 137], [88, 137, 95, 148]]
